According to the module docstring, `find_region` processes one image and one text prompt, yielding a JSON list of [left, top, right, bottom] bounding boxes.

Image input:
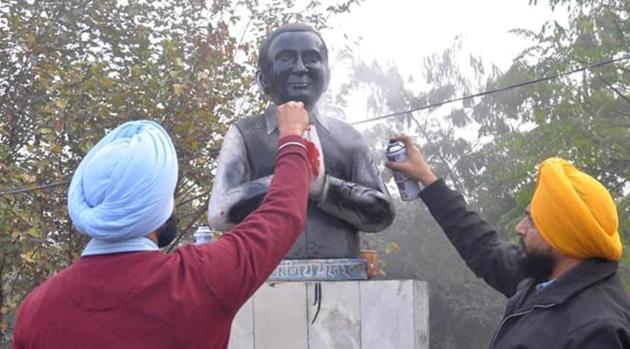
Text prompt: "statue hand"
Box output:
[[303, 125, 326, 200]]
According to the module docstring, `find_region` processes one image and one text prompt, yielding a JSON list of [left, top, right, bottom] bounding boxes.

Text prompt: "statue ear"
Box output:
[[256, 70, 270, 95]]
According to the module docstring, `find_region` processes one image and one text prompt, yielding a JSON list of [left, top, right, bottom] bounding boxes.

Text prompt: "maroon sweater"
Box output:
[[12, 136, 310, 349]]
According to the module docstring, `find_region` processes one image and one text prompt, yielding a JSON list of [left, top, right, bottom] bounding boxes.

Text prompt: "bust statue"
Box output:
[[208, 23, 395, 259]]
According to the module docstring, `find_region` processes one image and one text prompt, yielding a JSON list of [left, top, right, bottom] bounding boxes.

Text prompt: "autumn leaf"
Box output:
[[20, 251, 36, 264], [20, 173, 36, 183], [100, 78, 114, 88], [56, 98, 67, 110], [173, 83, 185, 95], [27, 227, 41, 238]]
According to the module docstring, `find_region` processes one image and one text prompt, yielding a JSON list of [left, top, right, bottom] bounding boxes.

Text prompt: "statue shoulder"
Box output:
[[325, 117, 361, 135], [234, 114, 265, 131], [325, 117, 369, 148]]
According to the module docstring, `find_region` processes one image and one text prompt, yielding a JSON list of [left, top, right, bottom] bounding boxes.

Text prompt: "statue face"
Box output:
[[262, 31, 330, 109]]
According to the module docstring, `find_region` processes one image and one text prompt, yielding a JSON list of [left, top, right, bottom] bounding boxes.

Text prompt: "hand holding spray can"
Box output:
[[386, 139, 422, 201], [194, 225, 213, 245]]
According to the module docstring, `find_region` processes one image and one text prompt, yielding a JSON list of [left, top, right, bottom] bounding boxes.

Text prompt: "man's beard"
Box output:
[[518, 240, 557, 282], [156, 213, 178, 248]]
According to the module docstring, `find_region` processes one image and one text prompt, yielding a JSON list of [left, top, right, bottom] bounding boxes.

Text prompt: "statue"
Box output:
[[208, 23, 395, 259]]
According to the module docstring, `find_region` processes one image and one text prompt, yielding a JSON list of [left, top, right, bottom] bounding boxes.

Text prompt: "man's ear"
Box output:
[[256, 70, 270, 95]]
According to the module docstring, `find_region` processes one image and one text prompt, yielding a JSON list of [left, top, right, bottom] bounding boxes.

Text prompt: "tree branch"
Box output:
[[409, 115, 468, 196], [598, 75, 630, 106]]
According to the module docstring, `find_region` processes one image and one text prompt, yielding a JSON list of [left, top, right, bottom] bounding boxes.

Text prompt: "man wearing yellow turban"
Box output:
[[387, 134, 630, 348]]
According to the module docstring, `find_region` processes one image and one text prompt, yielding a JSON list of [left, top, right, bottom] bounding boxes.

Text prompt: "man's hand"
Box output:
[[385, 134, 438, 187], [277, 101, 309, 138]]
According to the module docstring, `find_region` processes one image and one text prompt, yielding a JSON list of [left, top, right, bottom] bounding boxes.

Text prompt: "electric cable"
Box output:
[[2, 55, 628, 196]]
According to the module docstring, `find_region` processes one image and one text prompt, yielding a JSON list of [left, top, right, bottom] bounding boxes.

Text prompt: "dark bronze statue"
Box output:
[[208, 23, 395, 259]]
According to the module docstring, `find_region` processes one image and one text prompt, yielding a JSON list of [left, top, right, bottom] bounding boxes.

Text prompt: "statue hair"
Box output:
[[257, 23, 329, 78]]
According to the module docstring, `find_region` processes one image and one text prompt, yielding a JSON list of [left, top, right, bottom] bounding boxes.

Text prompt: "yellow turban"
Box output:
[[530, 157, 622, 261]]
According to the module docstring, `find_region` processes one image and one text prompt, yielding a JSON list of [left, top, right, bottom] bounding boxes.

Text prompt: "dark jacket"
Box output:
[[421, 179, 630, 348]]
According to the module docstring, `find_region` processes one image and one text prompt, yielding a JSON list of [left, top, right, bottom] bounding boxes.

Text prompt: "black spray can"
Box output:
[[386, 140, 422, 201]]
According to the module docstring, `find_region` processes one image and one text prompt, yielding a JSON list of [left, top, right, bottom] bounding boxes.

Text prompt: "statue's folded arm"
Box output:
[[208, 126, 273, 231]]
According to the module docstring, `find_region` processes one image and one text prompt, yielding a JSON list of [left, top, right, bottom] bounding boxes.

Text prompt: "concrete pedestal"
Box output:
[[229, 280, 429, 349]]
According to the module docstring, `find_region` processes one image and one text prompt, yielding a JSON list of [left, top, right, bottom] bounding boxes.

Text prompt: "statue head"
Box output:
[[256, 23, 330, 110]]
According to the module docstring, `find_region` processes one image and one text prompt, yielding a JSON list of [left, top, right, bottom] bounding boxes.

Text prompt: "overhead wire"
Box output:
[[2, 55, 628, 196], [0, 150, 220, 196], [0, 181, 70, 196], [350, 55, 630, 126]]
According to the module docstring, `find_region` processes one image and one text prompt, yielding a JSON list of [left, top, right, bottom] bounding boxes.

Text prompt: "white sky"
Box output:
[[321, 0, 568, 123]]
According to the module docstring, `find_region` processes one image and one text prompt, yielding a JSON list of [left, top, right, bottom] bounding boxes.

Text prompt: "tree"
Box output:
[[470, 0, 630, 264], [0, 0, 361, 341], [339, 38, 506, 348], [343, 0, 630, 347]]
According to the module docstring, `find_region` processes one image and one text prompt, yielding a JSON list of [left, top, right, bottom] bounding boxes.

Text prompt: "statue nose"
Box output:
[[293, 58, 307, 73]]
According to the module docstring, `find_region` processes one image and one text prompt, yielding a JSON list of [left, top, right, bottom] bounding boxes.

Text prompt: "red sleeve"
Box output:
[[11, 296, 28, 349], [11, 329, 23, 349], [187, 135, 310, 314]]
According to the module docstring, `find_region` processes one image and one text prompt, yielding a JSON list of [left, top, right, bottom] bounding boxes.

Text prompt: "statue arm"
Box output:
[[315, 142, 395, 232], [208, 126, 272, 231]]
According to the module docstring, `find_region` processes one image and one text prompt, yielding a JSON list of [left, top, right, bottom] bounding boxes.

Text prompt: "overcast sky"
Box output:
[[320, 0, 568, 123], [329, 0, 566, 76]]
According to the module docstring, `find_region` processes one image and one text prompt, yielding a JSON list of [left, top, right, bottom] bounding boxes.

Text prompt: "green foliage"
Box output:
[[473, 0, 630, 237], [0, 0, 361, 340]]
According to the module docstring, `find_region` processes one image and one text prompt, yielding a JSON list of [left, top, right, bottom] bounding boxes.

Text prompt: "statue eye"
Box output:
[[303, 52, 321, 64], [276, 52, 295, 63]]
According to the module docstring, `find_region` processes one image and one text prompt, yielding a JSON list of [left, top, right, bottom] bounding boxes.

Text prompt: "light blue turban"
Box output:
[[68, 120, 178, 242]]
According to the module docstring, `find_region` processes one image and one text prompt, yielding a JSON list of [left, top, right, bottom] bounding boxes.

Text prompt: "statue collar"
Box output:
[[264, 104, 331, 135]]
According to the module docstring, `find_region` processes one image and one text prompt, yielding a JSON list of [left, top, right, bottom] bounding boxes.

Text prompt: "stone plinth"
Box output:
[[228, 280, 429, 349]]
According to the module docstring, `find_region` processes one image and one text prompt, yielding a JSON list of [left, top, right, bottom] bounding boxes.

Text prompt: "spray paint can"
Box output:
[[386, 140, 422, 201], [194, 225, 213, 245]]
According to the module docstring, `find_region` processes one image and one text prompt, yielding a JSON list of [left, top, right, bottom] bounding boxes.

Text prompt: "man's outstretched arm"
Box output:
[[387, 134, 523, 297], [196, 102, 312, 313]]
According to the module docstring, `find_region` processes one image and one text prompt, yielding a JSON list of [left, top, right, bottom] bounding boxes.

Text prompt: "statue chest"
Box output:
[[238, 123, 354, 181]]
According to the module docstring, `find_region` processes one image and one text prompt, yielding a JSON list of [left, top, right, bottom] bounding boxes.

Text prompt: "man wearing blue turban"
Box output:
[[13, 102, 313, 348], [68, 119, 180, 253]]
